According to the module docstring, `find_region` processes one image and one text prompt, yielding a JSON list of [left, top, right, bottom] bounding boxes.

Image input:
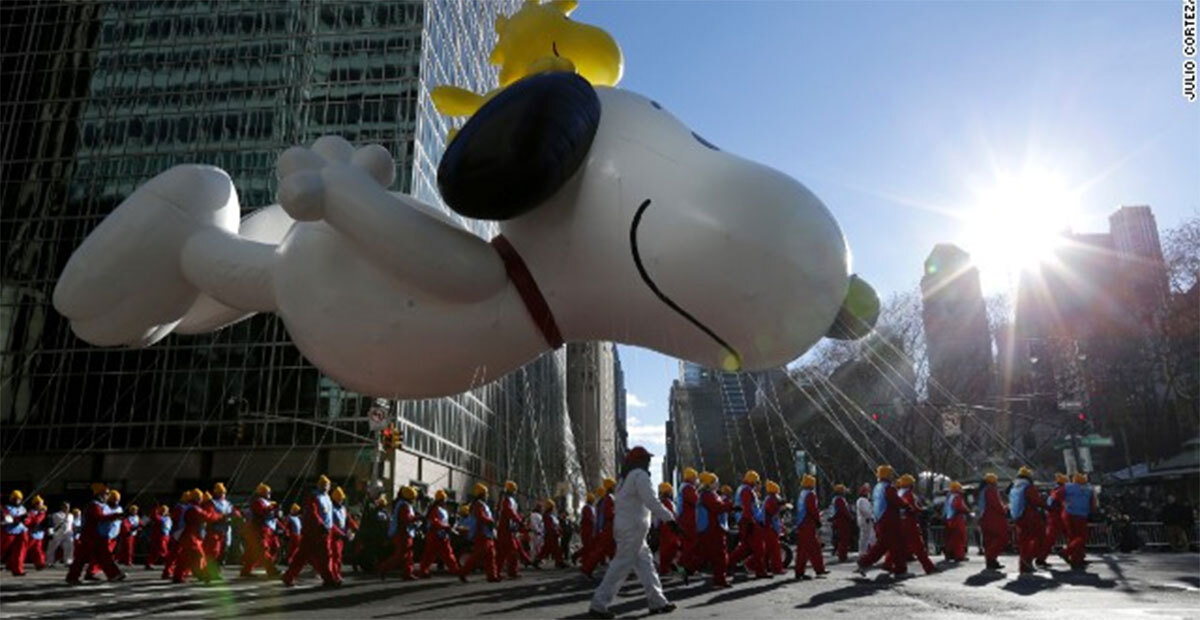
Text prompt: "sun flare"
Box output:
[[961, 169, 1080, 291]]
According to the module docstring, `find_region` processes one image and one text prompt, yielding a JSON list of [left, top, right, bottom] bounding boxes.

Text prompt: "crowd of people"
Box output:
[[0, 448, 1132, 618]]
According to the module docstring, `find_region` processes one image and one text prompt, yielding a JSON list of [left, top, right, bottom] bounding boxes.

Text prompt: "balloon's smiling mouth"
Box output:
[[629, 198, 742, 370]]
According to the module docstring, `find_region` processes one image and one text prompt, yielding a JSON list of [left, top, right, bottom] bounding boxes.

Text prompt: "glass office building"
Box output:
[[1, 0, 582, 506]]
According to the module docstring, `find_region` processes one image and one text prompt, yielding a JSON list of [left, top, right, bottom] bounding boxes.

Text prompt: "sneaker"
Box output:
[[66, 579, 82, 586], [85, 574, 101, 581], [586, 608, 615, 620], [649, 603, 677, 615], [109, 572, 128, 582]]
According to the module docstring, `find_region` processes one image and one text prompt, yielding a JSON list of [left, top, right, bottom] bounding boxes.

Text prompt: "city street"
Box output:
[[1, 553, 1196, 619]]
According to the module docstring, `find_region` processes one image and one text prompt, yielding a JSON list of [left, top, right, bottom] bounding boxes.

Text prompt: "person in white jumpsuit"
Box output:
[[46, 502, 76, 567], [529, 502, 545, 560], [588, 446, 679, 619], [855, 484, 875, 556]]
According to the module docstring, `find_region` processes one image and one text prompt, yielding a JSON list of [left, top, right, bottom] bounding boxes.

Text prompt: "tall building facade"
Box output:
[[566, 341, 619, 488], [0, 0, 582, 509], [919, 244, 995, 405]]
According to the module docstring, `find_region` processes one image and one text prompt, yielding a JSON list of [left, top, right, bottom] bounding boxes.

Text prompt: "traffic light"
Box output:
[[1075, 412, 1094, 434], [382, 424, 403, 451]]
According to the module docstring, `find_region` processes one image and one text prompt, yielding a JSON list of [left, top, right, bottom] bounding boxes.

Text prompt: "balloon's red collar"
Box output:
[[490, 235, 564, 349]]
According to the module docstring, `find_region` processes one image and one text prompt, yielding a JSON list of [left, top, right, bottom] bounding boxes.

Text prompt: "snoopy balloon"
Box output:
[[53, 1, 879, 399]]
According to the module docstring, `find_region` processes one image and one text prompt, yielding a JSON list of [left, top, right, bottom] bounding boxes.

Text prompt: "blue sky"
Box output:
[[570, 1, 1199, 483]]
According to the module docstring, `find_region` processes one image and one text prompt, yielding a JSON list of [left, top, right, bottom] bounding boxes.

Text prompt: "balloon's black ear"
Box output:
[[437, 72, 601, 221], [825, 275, 880, 340]]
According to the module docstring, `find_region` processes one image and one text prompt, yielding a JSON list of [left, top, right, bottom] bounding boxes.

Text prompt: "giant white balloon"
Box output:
[[53, 75, 878, 399]]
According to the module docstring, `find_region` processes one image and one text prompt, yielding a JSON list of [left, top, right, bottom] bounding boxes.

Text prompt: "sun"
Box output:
[[960, 168, 1080, 292]]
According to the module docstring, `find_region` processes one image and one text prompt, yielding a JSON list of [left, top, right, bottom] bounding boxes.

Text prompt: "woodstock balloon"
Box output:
[[52, 5, 879, 400]]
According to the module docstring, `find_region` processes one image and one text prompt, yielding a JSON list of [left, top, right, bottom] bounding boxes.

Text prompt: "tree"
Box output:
[[1162, 213, 1200, 294]]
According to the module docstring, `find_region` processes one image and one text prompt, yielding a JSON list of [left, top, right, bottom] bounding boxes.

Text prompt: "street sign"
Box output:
[[367, 405, 390, 431], [1059, 400, 1084, 411], [1054, 434, 1114, 450], [941, 410, 962, 437]]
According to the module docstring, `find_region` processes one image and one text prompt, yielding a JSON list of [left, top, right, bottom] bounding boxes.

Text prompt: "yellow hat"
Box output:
[[719, 484, 732, 496], [897, 474, 915, 488], [331, 487, 346, 503], [801, 474, 816, 489], [9, 490, 23, 502], [682, 467, 698, 482], [434, 489, 447, 502], [181, 490, 193, 502], [317, 474, 331, 486], [108, 490, 121, 502], [594, 487, 605, 498], [602, 477, 616, 491], [91, 482, 108, 495], [505, 480, 518, 493], [1016, 466, 1034, 479], [983, 473, 998, 484], [213, 482, 227, 495], [31, 495, 44, 508], [1054, 473, 1068, 484], [290, 503, 301, 514], [658, 482, 673, 495], [765, 480, 780, 494], [400, 486, 417, 501], [698, 472, 718, 487], [1072, 472, 1088, 484], [585, 492, 596, 503], [473, 483, 489, 498], [876, 465, 894, 480], [129, 504, 139, 512], [833, 484, 846, 494], [201, 491, 212, 503], [544, 498, 556, 511], [743, 470, 760, 484], [459, 505, 470, 516], [949, 481, 962, 492], [256, 483, 271, 496], [159, 505, 169, 516]]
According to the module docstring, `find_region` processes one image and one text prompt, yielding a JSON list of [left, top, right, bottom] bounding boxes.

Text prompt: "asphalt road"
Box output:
[[0, 552, 1197, 619]]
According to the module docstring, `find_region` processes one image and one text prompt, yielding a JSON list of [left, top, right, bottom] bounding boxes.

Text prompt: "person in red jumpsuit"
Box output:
[[116, 504, 141, 566], [283, 503, 303, 568], [66, 484, 126, 584], [1008, 466, 1045, 574], [329, 486, 357, 582], [534, 499, 566, 568], [24, 495, 47, 571], [1061, 473, 1095, 570], [830, 483, 855, 563], [2, 489, 30, 576], [495, 480, 524, 579], [655, 482, 679, 575], [793, 474, 828, 580], [458, 483, 500, 582], [146, 504, 172, 570], [856, 465, 907, 577], [203, 482, 239, 579], [239, 483, 280, 578], [581, 478, 616, 578], [728, 470, 768, 579], [978, 472, 1008, 570], [282, 474, 339, 587], [378, 485, 420, 580], [942, 481, 969, 562], [161, 491, 192, 580], [680, 471, 733, 587], [895, 474, 936, 574], [1038, 473, 1068, 568], [572, 491, 596, 565], [418, 489, 460, 577], [172, 488, 221, 583], [760, 480, 785, 575], [674, 468, 700, 574]]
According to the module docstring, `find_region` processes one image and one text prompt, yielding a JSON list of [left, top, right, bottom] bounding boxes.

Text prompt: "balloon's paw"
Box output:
[[276, 136, 396, 221], [53, 164, 242, 347]]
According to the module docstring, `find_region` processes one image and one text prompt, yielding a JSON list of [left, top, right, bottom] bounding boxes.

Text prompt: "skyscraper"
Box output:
[[0, 0, 580, 506], [567, 341, 619, 488], [919, 244, 995, 405]]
